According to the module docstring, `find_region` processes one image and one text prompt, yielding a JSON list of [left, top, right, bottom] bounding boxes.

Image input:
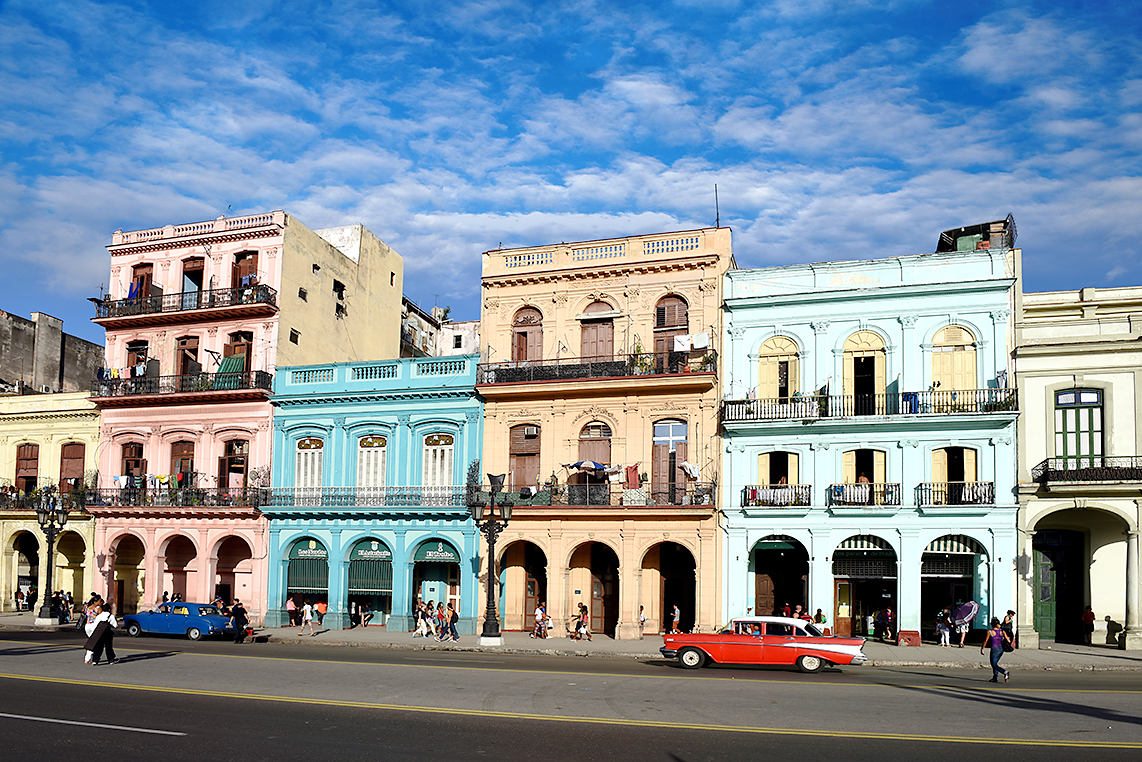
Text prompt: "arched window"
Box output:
[[357, 436, 387, 490], [59, 442, 85, 493], [512, 307, 543, 361], [295, 438, 324, 490], [422, 434, 454, 488], [843, 331, 885, 415], [220, 439, 248, 489], [580, 301, 614, 359], [931, 325, 976, 391], [758, 336, 799, 401], [15, 443, 39, 493]]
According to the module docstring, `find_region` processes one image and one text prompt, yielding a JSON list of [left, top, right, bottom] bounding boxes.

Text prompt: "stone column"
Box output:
[[1124, 530, 1141, 650], [327, 527, 348, 630], [1016, 527, 1040, 650], [896, 529, 922, 645], [725, 527, 749, 619]]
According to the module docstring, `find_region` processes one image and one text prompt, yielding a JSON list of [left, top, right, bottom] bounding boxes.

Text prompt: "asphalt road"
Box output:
[[2, 630, 1141, 761]]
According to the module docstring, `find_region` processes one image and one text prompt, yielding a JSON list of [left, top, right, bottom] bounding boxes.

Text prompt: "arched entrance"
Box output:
[[749, 535, 809, 618], [12, 531, 39, 608], [569, 541, 619, 637], [499, 540, 547, 632], [1031, 508, 1128, 644], [922, 534, 989, 638], [112, 535, 145, 614], [832, 535, 897, 638], [412, 539, 461, 613], [215, 536, 253, 605], [287, 538, 329, 609], [347, 538, 393, 624], [642, 541, 696, 633], [163, 536, 198, 602], [55, 531, 86, 602]]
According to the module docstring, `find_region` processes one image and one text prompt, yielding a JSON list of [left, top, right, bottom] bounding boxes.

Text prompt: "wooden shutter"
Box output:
[[59, 443, 85, 489], [16, 444, 39, 491], [758, 358, 778, 399], [581, 322, 598, 359], [874, 353, 886, 396], [843, 354, 855, 398], [674, 441, 688, 492], [932, 448, 948, 483], [651, 443, 669, 501], [964, 448, 977, 482], [788, 452, 799, 485], [843, 450, 855, 483], [758, 452, 770, 485], [873, 450, 886, 483], [527, 326, 542, 360], [514, 332, 527, 362], [579, 435, 610, 465]]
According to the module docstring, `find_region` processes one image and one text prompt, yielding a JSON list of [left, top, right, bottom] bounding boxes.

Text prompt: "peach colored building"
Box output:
[[87, 211, 404, 623], [477, 228, 733, 639]]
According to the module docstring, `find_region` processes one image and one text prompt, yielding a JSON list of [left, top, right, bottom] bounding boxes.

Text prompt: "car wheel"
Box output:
[[126, 622, 142, 637], [797, 655, 824, 673], [678, 648, 706, 669], [186, 627, 203, 641]]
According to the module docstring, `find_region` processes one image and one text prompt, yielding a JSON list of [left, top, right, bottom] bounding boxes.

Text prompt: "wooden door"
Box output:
[[59, 443, 85, 492], [834, 580, 853, 637], [16, 443, 39, 493], [755, 572, 775, 616], [170, 441, 194, 479], [590, 576, 606, 633], [524, 576, 538, 631], [1033, 549, 1056, 640]]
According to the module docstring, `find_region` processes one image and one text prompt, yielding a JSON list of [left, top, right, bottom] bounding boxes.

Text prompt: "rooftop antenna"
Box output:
[[715, 184, 720, 228]]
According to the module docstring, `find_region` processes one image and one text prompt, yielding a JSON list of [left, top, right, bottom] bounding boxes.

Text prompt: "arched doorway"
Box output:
[[843, 331, 886, 415], [512, 307, 543, 362], [642, 541, 696, 633], [412, 539, 461, 614], [499, 540, 547, 632], [55, 531, 86, 602], [347, 538, 393, 624], [569, 542, 619, 637], [12, 532, 39, 609], [215, 536, 253, 605], [287, 538, 329, 610], [112, 535, 145, 614], [921, 534, 988, 639], [750, 535, 809, 618], [832, 535, 897, 638], [163, 536, 198, 602]]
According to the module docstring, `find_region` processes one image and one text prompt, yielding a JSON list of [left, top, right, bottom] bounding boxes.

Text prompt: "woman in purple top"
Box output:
[[981, 617, 1012, 683]]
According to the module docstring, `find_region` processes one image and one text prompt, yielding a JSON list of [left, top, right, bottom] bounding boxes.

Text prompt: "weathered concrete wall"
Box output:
[[0, 310, 103, 393]]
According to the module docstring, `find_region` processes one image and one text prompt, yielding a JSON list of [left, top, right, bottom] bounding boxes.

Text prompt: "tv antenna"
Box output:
[[715, 184, 720, 228]]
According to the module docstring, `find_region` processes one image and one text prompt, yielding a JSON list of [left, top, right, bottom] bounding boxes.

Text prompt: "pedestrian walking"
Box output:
[[576, 602, 593, 641], [1081, 605, 1096, 645], [316, 599, 328, 626], [445, 603, 460, 642], [936, 608, 952, 646], [298, 598, 316, 636], [414, 602, 430, 638], [531, 601, 547, 639], [669, 603, 681, 634], [982, 617, 1012, 682], [229, 600, 249, 643], [84, 603, 119, 666], [1002, 609, 1017, 649], [956, 615, 971, 647], [285, 597, 297, 627], [639, 605, 647, 639]]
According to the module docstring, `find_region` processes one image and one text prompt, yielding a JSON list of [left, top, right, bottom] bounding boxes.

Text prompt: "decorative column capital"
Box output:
[[811, 320, 831, 334], [898, 315, 919, 328]]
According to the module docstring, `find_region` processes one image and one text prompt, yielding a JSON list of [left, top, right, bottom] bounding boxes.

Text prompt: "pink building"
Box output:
[[88, 212, 404, 622]]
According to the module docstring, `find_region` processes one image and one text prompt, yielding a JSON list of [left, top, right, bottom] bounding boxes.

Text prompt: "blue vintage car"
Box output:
[[124, 603, 235, 641]]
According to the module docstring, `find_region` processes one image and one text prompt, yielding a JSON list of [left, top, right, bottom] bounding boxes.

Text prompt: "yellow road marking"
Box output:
[[1, 671, 1139, 749]]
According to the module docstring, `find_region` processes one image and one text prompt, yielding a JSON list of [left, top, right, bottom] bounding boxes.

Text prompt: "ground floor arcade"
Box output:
[[2, 513, 95, 613], [89, 508, 267, 624], [1016, 492, 1141, 650], [262, 517, 480, 633], [483, 506, 720, 640], [723, 511, 1017, 645]]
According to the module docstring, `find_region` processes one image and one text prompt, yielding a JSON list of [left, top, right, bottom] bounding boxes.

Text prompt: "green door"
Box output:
[[1032, 549, 1056, 640]]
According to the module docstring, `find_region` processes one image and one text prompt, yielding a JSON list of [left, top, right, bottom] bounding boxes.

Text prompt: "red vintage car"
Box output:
[[661, 616, 868, 673]]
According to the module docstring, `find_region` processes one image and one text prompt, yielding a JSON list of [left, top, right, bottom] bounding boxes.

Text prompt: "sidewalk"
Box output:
[[6, 610, 1141, 670]]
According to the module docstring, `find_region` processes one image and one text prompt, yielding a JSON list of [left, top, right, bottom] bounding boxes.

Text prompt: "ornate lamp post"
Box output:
[[34, 486, 79, 626], [470, 474, 513, 645]]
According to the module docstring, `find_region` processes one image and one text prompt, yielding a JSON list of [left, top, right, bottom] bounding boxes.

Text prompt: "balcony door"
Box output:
[[758, 451, 798, 485], [651, 419, 687, 504], [758, 336, 799, 402], [181, 257, 204, 309], [1055, 389, 1103, 469], [509, 424, 540, 490], [15, 443, 39, 493], [580, 301, 614, 360], [176, 336, 201, 376], [170, 441, 195, 485], [59, 442, 85, 493], [512, 308, 543, 362], [121, 442, 146, 478], [219, 439, 248, 490], [931, 325, 976, 391], [843, 331, 885, 415], [224, 331, 253, 373], [232, 251, 258, 288], [843, 449, 885, 484], [654, 296, 688, 372]]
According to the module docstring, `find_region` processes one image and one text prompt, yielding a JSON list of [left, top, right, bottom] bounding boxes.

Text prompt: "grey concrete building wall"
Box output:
[[0, 310, 105, 393]]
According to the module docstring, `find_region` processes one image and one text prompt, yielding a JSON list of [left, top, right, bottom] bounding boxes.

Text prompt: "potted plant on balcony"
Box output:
[[631, 342, 653, 375]]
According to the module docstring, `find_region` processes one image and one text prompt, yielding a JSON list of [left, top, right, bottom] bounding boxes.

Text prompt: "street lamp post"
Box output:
[[34, 486, 78, 626], [470, 474, 513, 645]]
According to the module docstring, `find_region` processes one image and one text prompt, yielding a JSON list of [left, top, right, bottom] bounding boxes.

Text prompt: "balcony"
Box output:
[[722, 388, 1016, 423], [82, 487, 268, 509], [267, 486, 467, 508], [477, 350, 716, 397], [469, 481, 717, 508], [916, 481, 995, 505], [827, 483, 902, 507], [741, 484, 813, 507], [1031, 457, 1142, 484], [91, 285, 278, 329], [91, 371, 273, 407]]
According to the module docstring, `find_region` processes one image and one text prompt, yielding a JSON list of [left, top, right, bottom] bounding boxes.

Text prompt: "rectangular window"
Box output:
[[453, 335, 463, 349], [356, 437, 387, 490], [295, 439, 324, 490], [423, 434, 455, 487], [289, 329, 300, 345]]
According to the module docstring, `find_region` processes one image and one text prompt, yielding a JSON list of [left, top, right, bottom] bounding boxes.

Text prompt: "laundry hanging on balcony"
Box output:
[[566, 460, 606, 472]]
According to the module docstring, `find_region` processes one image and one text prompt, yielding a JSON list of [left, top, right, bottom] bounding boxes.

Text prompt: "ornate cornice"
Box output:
[[108, 227, 281, 257]]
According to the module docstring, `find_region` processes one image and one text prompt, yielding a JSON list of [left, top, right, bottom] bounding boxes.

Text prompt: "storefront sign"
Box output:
[[352, 539, 392, 561], [412, 541, 460, 563], [289, 538, 328, 560]]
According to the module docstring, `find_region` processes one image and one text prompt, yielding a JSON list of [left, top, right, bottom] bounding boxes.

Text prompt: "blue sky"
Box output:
[[2, 0, 1141, 346]]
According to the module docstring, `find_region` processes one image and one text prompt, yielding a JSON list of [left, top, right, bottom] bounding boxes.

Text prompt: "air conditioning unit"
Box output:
[[523, 426, 539, 438]]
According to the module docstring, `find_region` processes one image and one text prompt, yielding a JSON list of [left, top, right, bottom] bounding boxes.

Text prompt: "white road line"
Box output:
[[0, 712, 186, 736]]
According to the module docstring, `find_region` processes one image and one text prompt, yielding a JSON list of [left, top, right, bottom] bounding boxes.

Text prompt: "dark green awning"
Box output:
[[412, 541, 460, 563]]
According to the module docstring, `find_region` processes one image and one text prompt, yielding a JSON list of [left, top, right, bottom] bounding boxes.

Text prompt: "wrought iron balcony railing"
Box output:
[[477, 349, 717, 385], [471, 481, 716, 507], [267, 486, 468, 507], [722, 388, 1016, 422], [916, 481, 995, 505], [741, 484, 813, 507], [93, 284, 278, 319], [1031, 457, 1142, 483], [82, 487, 269, 508], [826, 483, 902, 507], [92, 371, 273, 398]]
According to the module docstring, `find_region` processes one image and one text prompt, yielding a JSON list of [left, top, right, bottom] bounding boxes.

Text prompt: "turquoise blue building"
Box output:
[[264, 356, 483, 632], [721, 220, 1020, 645]]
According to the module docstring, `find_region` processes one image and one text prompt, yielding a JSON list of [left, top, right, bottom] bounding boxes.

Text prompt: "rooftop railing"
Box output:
[[722, 388, 1016, 422], [1031, 457, 1142, 483], [93, 285, 277, 319], [477, 350, 716, 385], [92, 371, 273, 398]]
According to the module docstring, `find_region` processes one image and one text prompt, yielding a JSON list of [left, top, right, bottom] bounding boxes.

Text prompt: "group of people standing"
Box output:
[[412, 600, 459, 642]]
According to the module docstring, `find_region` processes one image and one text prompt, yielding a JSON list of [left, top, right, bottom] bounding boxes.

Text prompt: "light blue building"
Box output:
[[263, 356, 483, 632], [721, 219, 1020, 645]]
